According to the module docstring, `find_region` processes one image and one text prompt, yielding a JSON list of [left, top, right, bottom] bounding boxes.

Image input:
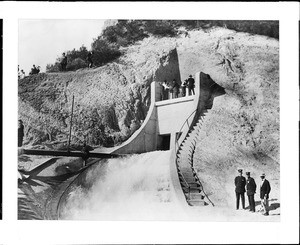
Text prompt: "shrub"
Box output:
[[66, 58, 87, 71], [144, 20, 178, 37], [100, 20, 148, 47], [46, 45, 89, 73], [91, 38, 121, 66], [46, 20, 278, 74], [46, 62, 60, 73]]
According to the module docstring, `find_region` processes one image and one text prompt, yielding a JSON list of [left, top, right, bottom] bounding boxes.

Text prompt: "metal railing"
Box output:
[[174, 109, 198, 201], [174, 108, 215, 206], [175, 109, 197, 152]]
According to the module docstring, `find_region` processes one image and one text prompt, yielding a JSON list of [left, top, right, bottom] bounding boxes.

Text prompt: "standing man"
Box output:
[[157, 81, 164, 101], [246, 172, 257, 212], [30, 64, 38, 75], [20, 69, 26, 79], [172, 79, 179, 98], [87, 51, 94, 68], [181, 80, 187, 97], [234, 169, 246, 210], [187, 75, 195, 95], [259, 173, 271, 216], [18, 65, 21, 79], [18, 120, 24, 147], [60, 53, 68, 72]]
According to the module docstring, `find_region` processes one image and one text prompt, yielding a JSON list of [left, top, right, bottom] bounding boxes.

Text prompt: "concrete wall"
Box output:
[[103, 71, 224, 155], [154, 48, 181, 84], [111, 77, 200, 154], [112, 82, 158, 154], [156, 97, 194, 135]]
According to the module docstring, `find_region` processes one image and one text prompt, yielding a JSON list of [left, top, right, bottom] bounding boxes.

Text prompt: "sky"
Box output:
[[18, 19, 106, 74]]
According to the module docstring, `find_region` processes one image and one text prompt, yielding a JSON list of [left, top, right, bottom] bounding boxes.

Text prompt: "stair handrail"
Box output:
[[190, 141, 215, 207], [174, 108, 198, 201], [175, 108, 198, 152], [175, 107, 215, 207]]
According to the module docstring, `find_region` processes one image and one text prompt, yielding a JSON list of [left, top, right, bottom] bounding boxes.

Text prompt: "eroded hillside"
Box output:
[[18, 42, 180, 148]]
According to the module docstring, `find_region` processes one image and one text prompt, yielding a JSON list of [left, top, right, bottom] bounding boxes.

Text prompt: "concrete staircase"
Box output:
[[176, 109, 214, 207]]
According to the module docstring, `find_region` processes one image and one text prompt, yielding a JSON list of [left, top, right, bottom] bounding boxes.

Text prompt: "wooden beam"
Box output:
[[22, 149, 123, 159]]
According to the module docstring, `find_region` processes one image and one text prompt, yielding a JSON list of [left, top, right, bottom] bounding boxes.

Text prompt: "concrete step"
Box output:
[[181, 173, 195, 180], [178, 169, 191, 174], [181, 177, 196, 182], [179, 177, 197, 184], [180, 174, 195, 181], [182, 186, 202, 193], [177, 152, 192, 158], [188, 200, 208, 206], [178, 168, 194, 174], [182, 185, 202, 191], [188, 192, 205, 200], [178, 166, 193, 172], [177, 155, 193, 163], [187, 182, 200, 187], [185, 194, 205, 202], [178, 171, 194, 178], [177, 157, 192, 162], [177, 161, 192, 167]]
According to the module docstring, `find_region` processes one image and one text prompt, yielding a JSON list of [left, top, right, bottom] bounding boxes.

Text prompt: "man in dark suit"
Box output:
[[18, 119, 24, 147], [246, 172, 257, 212], [187, 75, 195, 95], [60, 52, 68, 71], [259, 173, 271, 216], [234, 169, 246, 210]]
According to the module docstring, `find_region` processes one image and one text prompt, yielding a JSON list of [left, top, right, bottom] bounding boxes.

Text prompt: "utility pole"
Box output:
[[67, 95, 74, 152]]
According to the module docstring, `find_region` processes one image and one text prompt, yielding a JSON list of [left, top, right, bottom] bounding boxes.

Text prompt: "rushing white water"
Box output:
[[60, 150, 188, 220]]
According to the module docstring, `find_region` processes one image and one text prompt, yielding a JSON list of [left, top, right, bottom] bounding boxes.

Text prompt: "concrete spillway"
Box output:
[[57, 151, 188, 220]]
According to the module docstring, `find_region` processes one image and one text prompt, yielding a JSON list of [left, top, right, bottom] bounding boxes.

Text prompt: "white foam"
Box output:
[[60, 150, 187, 220]]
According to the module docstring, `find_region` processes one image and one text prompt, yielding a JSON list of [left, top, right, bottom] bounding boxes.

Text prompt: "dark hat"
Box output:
[[238, 169, 243, 173], [260, 173, 265, 177], [246, 172, 250, 175]]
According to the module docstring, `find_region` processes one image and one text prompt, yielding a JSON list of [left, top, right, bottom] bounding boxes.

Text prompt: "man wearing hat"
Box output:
[[234, 169, 246, 210], [60, 52, 68, 72], [187, 75, 195, 95], [246, 172, 257, 212], [259, 173, 271, 215]]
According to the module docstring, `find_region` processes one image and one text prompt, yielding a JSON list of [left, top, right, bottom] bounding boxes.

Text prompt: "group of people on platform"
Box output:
[[159, 75, 195, 101], [235, 169, 271, 216]]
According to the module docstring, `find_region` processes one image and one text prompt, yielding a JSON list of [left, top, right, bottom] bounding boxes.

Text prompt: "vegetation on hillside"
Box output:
[[46, 20, 278, 73]]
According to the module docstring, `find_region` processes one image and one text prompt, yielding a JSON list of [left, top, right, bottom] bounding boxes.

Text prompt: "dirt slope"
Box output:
[[18, 41, 179, 147]]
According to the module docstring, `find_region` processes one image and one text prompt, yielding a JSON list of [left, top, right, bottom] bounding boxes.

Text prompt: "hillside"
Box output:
[[18, 40, 178, 148]]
